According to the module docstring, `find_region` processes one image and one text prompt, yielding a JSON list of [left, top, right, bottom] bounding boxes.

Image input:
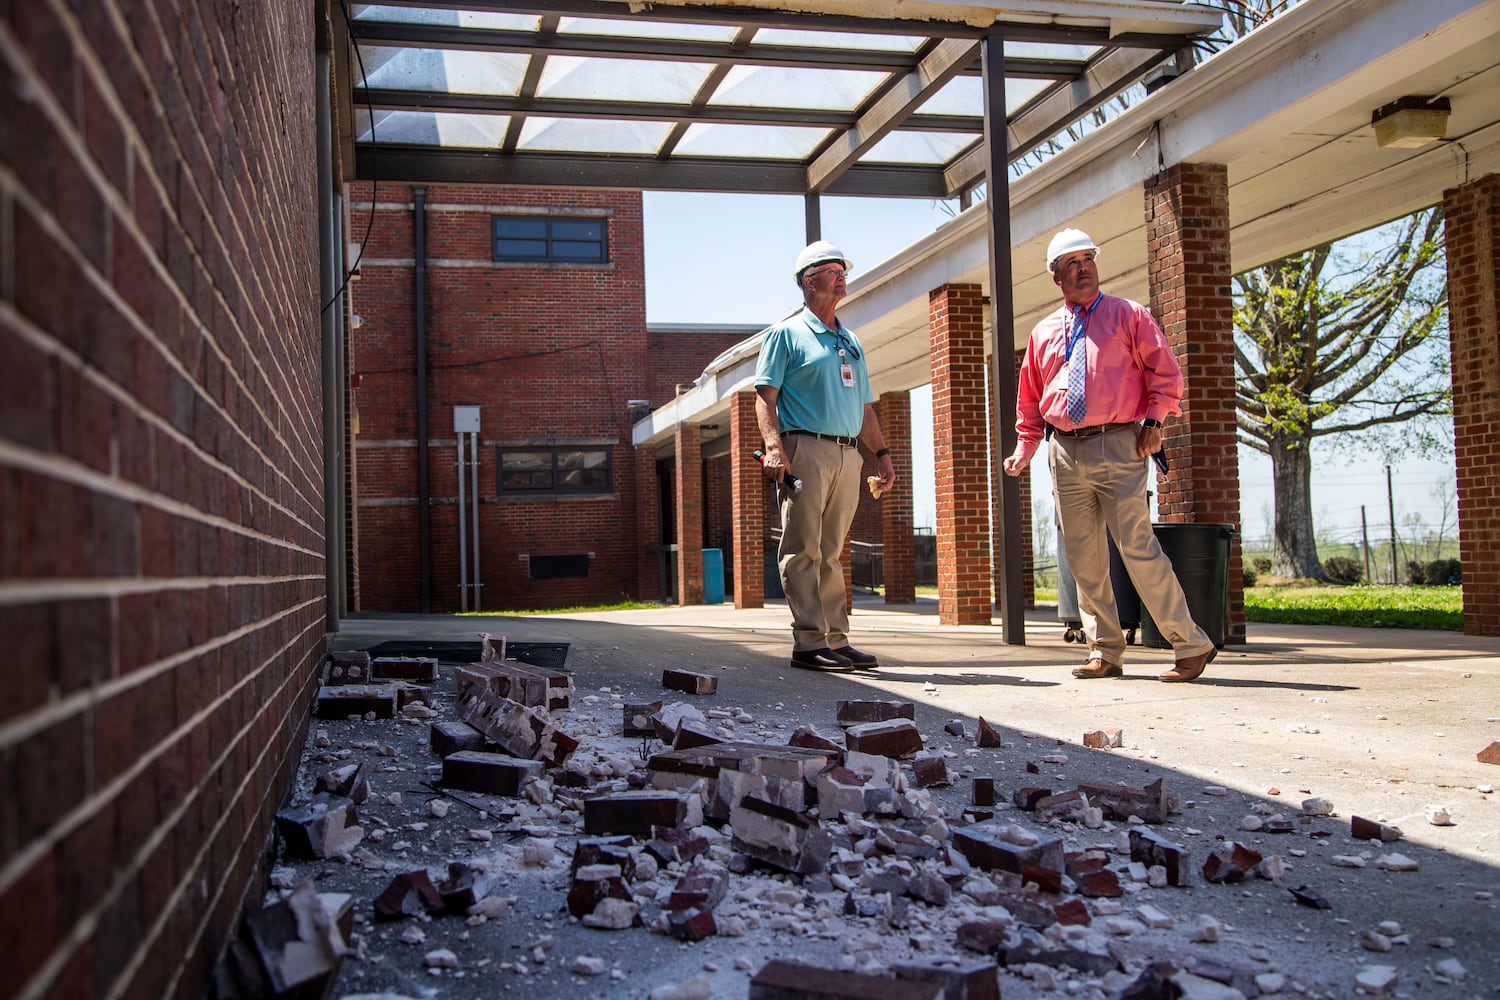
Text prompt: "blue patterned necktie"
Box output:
[[1065, 306, 1087, 425]]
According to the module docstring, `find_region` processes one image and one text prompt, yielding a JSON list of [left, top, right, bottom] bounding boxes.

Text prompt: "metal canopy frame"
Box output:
[[331, 0, 1223, 643], [337, 1, 1222, 197]]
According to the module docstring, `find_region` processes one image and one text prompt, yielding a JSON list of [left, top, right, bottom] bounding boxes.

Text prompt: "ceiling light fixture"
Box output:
[[1371, 96, 1451, 149]]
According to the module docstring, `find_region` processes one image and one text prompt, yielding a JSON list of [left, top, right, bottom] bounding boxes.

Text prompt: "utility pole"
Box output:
[[1361, 506, 1372, 583], [1386, 465, 1398, 584]]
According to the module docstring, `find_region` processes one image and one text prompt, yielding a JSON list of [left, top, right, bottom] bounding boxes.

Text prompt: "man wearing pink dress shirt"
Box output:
[[1003, 228, 1216, 682]]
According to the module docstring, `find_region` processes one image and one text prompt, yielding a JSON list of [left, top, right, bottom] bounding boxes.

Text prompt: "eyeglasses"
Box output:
[[1054, 252, 1097, 273], [803, 264, 847, 281]]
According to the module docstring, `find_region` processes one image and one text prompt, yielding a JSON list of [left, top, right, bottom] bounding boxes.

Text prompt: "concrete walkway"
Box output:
[[326, 597, 1500, 997]]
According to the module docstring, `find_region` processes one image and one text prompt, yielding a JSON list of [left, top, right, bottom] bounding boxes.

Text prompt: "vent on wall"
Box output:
[[529, 553, 590, 579]]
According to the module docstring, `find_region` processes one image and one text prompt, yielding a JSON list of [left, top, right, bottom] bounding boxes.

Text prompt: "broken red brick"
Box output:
[[391, 681, 433, 710], [972, 777, 995, 807], [669, 905, 718, 942], [1000, 927, 1120, 976], [750, 959, 943, 1000], [457, 659, 573, 711], [454, 684, 576, 766], [571, 835, 636, 877], [441, 750, 543, 797], [835, 699, 915, 727], [583, 789, 700, 835], [314, 684, 395, 719], [1020, 865, 1063, 894], [1065, 852, 1122, 898], [371, 655, 437, 682], [243, 882, 349, 994], [1202, 841, 1263, 884], [373, 869, 445, 921], [1076, 778, 1170, 824], [1350, 815, 1403, 842], [672, 718, 726, 750], [912, 752, 951, 788], [566, 863, 630, 918], [1477, 740, 1500, 765], [893, 958, 1001, 1000], [844, 718, 923, 759], [1081, 728, 1123, 749], [667, 864, 728, 912], [1033, 788, 1089, 824], [645, 826, 711, 866], [429, 719, 486, 758], [956, 919, 1011, 955], [788, 724, 844, 756], [1011, 786, 1051, 810], [662, 668, 718, 695], [324, 650, 371, 685], [976, 717, 1003, 748], [313, 762, 370, 804], [730, 796, 832, 875], [435, 862, 491, 912], [951, 819, 1064, 876], [275, 793, 363, 859], [623, 701, 664, 738], [1129, 827, 1191, 886]]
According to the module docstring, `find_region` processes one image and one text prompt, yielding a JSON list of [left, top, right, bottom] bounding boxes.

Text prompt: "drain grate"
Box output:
[[358, 640, 571, 671]]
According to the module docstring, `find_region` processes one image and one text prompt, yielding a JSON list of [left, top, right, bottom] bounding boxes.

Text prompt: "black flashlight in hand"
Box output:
[[753, 449, 802, 493]]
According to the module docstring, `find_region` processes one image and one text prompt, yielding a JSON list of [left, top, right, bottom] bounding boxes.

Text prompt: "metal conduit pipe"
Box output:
[[414, 186, 431, 612], [317, 50, 344, 634]]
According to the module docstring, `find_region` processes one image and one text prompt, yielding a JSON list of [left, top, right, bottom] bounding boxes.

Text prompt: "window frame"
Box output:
[[491, 215, 608, 264], [497, 446, 613, 497]]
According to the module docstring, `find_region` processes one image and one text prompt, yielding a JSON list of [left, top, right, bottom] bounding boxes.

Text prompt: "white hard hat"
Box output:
[[794, 240, 851, 284], [1046, 228, 1099, 273]]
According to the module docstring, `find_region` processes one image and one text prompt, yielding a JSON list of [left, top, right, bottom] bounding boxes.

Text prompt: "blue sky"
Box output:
[[642, 191, 1457, 554]]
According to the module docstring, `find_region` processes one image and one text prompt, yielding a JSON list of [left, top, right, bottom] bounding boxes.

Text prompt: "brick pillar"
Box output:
[[730, 391, 765, 609], [878, 391, 916, 603], [1446, 174, 1500, 636], [1145, 163, 1245, 644], [636, 445, 661, 601], [675, 423, 704, 605], [929, 283, 993, 625]]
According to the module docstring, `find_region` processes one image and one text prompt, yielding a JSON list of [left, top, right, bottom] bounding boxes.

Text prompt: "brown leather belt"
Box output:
[[1047, 421, 1136, 439], [784, 429, 859, 448]]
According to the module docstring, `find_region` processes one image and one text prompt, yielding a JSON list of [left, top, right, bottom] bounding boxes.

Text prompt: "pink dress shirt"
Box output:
[[1013, 292, 1184, 463]]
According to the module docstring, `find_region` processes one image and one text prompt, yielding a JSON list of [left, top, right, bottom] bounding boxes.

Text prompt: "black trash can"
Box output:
[[1056, 528, 1141, 644], [1139, 523, 1234, 649]]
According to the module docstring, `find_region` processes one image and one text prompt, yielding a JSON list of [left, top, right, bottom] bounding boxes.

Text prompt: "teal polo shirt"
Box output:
[[753, 308, 873, 438]]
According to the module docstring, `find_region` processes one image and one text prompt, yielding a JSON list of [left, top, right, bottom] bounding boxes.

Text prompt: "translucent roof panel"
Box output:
[[1004, 41, 1102, 62], [538, 56, 716, 104], [675, 123, 830, 159], [518, 118, 673, 155], [558, 17, 738, 43], [750, 29, 924, 52], [861, 130, 981, 165], [916, 77, 983, 117], [710, 66, 888, 111], [360, 46, 528, 97], [351, 5, 538, 31], [358, 109, 508, 148]]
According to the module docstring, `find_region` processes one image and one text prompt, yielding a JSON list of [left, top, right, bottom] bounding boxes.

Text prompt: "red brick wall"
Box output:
[[647, 326, 760, 408], [929, 284, 993, 624], [730, 391, 766, 608], [1446, 174, 1500, 636], [348, 184, 649, 610], [1145, 163, 1245, 643], [876, 391, 916, 603], [0, 3, 326, 997]]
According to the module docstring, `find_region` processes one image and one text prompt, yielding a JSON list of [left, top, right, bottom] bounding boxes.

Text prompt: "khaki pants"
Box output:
[[777, 435, 863, 652], [1049, 425, 1214, 665]]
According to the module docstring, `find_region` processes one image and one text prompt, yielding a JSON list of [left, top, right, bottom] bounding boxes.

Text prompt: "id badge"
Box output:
[[840, 363, 855, 388]]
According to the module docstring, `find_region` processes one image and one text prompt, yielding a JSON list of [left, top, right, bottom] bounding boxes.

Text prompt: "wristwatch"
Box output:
[[1142, 418, 1162, 429]]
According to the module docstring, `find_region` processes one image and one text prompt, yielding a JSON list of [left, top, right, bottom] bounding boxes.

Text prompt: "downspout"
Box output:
[[317, 50, 345, 634], [414, 186, 431, 612]]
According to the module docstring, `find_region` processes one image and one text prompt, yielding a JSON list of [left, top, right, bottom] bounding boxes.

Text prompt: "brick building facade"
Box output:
[[0, 3, 327, 996], [347, 184, 747, 611]]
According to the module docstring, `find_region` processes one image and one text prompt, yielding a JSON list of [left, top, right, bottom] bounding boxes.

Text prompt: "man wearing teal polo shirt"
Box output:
[[754, 241, 897, 672]]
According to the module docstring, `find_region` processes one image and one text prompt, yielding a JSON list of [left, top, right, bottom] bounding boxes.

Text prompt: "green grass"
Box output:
[[1244, 583, 1462, 630], [457, 600, 664, 616]]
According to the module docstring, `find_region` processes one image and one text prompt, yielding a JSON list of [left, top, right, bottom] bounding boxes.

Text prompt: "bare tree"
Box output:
[[1235, 209, 1449, 579]]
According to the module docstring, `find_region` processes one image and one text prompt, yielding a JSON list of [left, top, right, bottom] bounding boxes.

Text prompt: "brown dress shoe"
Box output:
[[1160, 647, 1217, 682], [1071, 658, 1123, 679]]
